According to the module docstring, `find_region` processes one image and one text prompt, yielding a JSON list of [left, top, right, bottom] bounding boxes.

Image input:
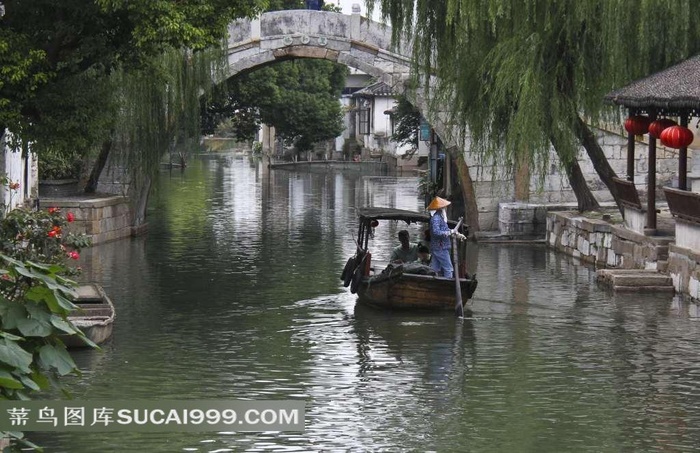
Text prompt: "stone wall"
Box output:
[[668, 245, 700, 301], [667, 218, 700, 300], [546, 211, 672, 271], [466, 127, 691, 231], [41, 196, 134, 245]]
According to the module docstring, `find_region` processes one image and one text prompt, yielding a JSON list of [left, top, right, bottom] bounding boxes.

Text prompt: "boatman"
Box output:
[[427, 196, 466, 278]]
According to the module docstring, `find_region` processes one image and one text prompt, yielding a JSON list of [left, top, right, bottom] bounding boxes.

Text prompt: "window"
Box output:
[[358, 107, 371, 135]]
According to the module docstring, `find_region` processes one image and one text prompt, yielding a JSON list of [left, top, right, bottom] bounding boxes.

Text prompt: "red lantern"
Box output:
[[624, 115, 651, 135], [648, 118, 677, 138], [660, 125, 694, 149]]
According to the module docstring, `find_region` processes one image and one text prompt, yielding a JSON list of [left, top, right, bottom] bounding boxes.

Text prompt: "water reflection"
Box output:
[[32, 153, 700, 452]]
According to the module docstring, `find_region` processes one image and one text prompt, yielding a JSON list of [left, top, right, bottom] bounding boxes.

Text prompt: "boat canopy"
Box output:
[[357, 207, 430, 224], [356, 207, 463, 228]]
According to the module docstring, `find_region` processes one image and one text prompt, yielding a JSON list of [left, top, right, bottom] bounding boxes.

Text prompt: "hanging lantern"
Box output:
[[648, 118, 677, 138], [624, 115, 651, 135], [660, 125, 694, 149]]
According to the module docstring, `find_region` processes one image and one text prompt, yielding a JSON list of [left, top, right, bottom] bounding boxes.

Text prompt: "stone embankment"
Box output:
[[41, 196, 136, 244], [546, 211, 700, 300]]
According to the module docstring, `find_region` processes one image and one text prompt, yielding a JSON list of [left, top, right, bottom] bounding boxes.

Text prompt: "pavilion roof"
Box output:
[[604, 54, 700, 116]]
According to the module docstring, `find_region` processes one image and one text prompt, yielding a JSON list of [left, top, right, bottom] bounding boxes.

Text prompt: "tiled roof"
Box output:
[[605, 54, 700, 115], [352, 81, 397, 97]]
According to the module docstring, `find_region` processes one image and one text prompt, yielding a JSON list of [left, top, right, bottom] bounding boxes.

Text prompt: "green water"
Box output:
[[32, 152, 700, 452]]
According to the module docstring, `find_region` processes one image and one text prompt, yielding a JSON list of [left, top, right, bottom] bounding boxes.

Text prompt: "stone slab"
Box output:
[[612, 285, 675, 293]]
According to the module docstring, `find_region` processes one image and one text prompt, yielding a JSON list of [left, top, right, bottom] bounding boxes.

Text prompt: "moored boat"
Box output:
[[63, 284, 115, 348], [341, 207, 478, 311]]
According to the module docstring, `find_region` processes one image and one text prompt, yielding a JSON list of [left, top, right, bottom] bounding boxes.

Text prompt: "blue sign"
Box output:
[[420, 120, 431, 142]]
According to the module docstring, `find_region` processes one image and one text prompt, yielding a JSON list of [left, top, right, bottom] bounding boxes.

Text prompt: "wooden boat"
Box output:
[[341, 207, 478, 311], [63, 284, 115, 348]]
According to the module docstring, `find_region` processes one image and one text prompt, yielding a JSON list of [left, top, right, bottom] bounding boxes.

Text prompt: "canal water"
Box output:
[[34, 152, 700, 452]]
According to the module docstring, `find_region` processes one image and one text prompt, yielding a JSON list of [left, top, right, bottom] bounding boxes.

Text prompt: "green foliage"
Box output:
[[0, 202, 93, 446], [111, 46, 226, 183], [367, 0, 700, 176], [0, 208, 91, 273], [38, 149, 83, 181], [0, 255, 87, 392], [418, 171, 439, 198], [204, 59, 347, 152], [0, 0, 265, 162], [391, 96, 421, 148]]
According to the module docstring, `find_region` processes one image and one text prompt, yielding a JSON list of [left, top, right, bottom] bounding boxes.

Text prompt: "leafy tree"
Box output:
[[367, 0, 700, 215], [204, 59, 347, 154], [391, 95, 421, 149], [0, 0, 266, 185]]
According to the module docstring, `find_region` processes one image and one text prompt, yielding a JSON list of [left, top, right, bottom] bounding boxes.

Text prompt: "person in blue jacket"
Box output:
[[427, 196, 465, 278], [305, 0, 324, 10]]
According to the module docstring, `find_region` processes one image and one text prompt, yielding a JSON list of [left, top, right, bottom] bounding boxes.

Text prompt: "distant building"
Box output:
[[350, 80, 429, 164]]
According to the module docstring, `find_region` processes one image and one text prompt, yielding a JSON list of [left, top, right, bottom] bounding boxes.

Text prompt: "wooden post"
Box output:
[[679, 112, 689, 191], [647, 113, 657, 233], [627, 132, 635, 182]]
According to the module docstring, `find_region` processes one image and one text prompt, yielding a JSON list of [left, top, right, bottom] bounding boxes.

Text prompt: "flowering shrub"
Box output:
[[0, 207, 91, 275], [0, 191, 94, 447]]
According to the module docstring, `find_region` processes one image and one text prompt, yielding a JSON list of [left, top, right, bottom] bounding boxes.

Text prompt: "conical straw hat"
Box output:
[[427, 196, 451, 210]]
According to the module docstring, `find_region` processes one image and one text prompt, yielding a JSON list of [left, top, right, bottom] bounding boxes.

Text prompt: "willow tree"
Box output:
[[97, 47, 226, 227], [367, 0, 700, 216]]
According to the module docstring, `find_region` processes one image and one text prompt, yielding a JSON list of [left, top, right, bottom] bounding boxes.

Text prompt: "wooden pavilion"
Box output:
[[605, 55, 700, 234]]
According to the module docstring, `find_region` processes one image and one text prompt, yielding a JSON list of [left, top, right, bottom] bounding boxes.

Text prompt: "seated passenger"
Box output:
[[390, 230, 418, 264], [414, 245, 431, 265]]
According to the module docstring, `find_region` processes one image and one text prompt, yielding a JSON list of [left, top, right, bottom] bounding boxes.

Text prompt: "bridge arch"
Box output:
[[227, 11, 411, 85]]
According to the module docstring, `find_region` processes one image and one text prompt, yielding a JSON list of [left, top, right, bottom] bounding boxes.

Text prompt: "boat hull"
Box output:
[[357, 272, 478, 310], [62, 284, 115, 348]]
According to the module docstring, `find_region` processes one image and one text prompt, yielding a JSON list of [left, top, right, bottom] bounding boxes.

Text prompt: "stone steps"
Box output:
[[596, 269, 675, 293]]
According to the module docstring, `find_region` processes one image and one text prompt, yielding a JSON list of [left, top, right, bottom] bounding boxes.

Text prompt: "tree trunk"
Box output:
[[549, 133, 600, 212], [84, 134, 113, 193], [572, 115, 623, 212], [453, 150, 480, 232], [132, 175, 151, 228], [565, 159, 600, 212]]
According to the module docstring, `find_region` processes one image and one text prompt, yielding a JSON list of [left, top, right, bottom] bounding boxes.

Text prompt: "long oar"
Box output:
[[452, 217, 464, 317]]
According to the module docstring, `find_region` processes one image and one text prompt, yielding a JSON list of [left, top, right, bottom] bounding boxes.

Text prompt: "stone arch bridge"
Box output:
[[225, 11, 497, 227], [226, 10, 411, 90]]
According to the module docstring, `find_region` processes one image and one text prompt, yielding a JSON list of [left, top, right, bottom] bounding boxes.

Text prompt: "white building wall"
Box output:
[[0, 131, 37, 213]]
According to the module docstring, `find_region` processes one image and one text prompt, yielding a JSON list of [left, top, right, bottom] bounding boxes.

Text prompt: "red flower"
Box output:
[[8, 182, 20, 190], [66, 212, 75, 222], [68, 251, 80, 260], [48, 226, 62, 238], [48, 207, 59, 214]]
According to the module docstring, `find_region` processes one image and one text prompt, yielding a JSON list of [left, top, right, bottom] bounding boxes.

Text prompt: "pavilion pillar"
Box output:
[[647, 112, 657, 233], [626, 109, 635, 181], [679, 113, 689, 191], [627, 132, 635, 181]]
